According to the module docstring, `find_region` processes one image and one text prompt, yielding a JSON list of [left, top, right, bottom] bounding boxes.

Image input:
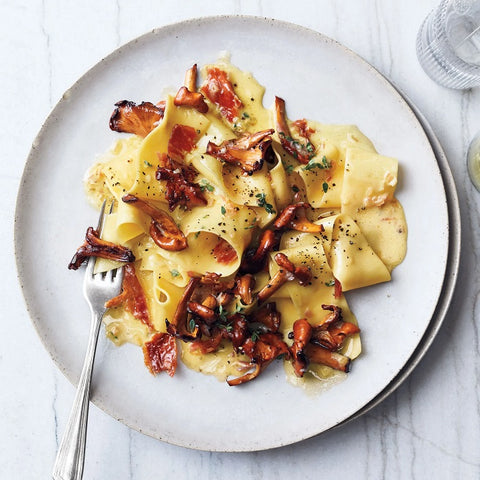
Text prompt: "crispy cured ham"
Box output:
[[201, 67, 243, 123], [68, 226, 135, 270], [105, 263, 153, 329], [110, 100, 165, 137], [167, 124, 199, 162], [143, 332, 177, 376], [212, 238, 238, 265]]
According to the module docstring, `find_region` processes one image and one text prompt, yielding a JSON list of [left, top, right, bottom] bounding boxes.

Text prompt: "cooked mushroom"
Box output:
[[173, 65, 209, 114], [240, 229, 279, 274], [319, 304, 343, 327], [122, 194, 188, 251], [310, 304, 360, 351], [166, 276, 201, 339], [201, 294, 218, 310], [256, 253, 312, 303], [256, 268, 291, 304], [304, 343, 351, 372], [273, 252, 312, 286], [229, 313, 249, 350], [227, 333, 290, 386], [156, 155, 207, 211], [216, 291, 234, 306], [187, 301, 217, 324], [195, 271, 236, 298], [206, 129, 275, 175], [109, 100, 164, 137], [184, 63, 198, 92], [234, 274, 255, 305], [189, 328, 226, 354], [290, 318, 312, 377], [68, 226, 135, 270], [174, 86, 209, 114], [249, 302, 281, 333], [104, 263, 153, 329], [274, 96, 315, 164], [274, 203, 325, 233], [227, 364, 261, 386]]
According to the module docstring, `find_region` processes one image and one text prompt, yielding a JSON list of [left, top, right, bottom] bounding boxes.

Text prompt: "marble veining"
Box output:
[[2, 1, 480, 479]]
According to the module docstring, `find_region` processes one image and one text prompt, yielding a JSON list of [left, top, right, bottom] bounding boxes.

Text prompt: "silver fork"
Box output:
[[53, 201, 124, 480]]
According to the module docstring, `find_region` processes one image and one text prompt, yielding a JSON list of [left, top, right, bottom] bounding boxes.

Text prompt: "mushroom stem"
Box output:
[[291, 318, 312, 377], [275, 96, 315, 164], [167, 277, 200, 338], [122, 194, 188, 251], [305, 344, 351, 372]]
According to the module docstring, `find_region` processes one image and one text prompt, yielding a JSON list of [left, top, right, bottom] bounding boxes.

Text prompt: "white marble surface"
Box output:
[[1, 1, 479, 479]]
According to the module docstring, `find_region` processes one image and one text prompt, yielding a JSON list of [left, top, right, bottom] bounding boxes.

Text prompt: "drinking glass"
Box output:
[[416, 0, 480, 89]]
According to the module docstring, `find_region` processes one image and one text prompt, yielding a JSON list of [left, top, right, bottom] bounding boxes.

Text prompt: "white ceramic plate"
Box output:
[[16, 16, 450, 451]]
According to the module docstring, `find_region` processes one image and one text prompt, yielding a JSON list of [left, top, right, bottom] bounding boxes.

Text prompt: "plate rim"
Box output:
[[14, 14, 457, 452]]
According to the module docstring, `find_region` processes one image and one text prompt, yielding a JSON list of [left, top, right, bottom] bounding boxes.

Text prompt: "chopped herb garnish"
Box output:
[[144, 160, 153, 167], [322, 182, 329, 193], [251, 331, 260, 342], [325, 280, 335, 287], [234, 304, 245, 314], [303, 155, 331, 171], [221, 206, 226, 215], [292, 185, 300, 193], [245, 217, 257, 229], [188, 318, 196, 332], [219, 322, 233, 332], [255, 193, 276, 214], [170, 269, 180, 278], [242, 112, 250, 119], [200, 179, 215, 192], [217, 304, 229, 323]]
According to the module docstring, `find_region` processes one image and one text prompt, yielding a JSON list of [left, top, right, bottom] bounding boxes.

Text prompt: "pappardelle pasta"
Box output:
[[70, 58, 407, 388]]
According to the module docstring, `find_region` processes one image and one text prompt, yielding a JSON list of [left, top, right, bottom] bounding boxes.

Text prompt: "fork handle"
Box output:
[[52, 311, 103, 480]]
